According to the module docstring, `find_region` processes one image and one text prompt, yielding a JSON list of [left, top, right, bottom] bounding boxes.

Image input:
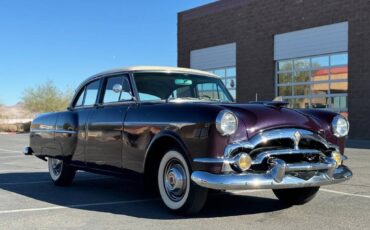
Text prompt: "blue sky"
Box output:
[[0, 0, 214, 106]]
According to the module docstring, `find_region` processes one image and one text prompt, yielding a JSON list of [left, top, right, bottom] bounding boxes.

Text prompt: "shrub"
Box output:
[[22, 80, 73, 114]]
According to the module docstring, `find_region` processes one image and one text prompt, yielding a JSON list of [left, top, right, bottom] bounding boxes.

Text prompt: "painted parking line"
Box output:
[[0, 188, 367, 215], [0, 169, 47, 173], [0, 148, 21, 153], [0, 176, 119, 186], [227, 188, 370, 200], [0, 155, 22, 159], [0, 168, 49, 173], [321, 188, 370, 199], [0, 198, 159, 214]]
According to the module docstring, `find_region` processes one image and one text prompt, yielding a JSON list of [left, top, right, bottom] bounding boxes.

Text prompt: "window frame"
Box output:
[[100, 73, 134, 106], [71, 71, 137, 110]]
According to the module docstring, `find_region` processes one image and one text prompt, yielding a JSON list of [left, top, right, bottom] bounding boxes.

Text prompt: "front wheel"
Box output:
[[158, 150, 208, 215], [48, 158, 76, 186], [273, 187, 320, 205]]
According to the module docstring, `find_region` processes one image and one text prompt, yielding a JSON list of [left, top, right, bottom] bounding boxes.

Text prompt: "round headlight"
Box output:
[[216, 110, 238, 136], [332, 115, 349, 137]]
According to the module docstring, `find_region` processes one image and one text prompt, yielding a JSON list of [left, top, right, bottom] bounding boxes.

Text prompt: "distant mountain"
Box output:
[[0, 103, 35, 119]]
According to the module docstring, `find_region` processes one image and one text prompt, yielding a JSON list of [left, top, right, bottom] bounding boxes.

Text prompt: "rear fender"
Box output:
[[30, 111, 78, 159], [54, 111, 78, 159]]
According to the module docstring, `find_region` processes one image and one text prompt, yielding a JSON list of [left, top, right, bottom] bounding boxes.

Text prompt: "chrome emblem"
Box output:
[[294, 131, 302, 142], [293, 131, 301, 149]]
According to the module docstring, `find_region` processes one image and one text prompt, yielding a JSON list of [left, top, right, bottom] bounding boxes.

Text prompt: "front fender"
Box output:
[[143, 130, 192, 170]]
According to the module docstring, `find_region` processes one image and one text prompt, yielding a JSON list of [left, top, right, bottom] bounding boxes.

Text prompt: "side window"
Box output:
[[74, 89, 85, 107], [84, 80, 100, 106], [103, 75, 132, 104]]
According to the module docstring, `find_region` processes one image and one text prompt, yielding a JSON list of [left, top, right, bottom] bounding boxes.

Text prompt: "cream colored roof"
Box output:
[[91, 66, 219, 79], [75, 66, 220, 94], [72, 66, 222, 104]]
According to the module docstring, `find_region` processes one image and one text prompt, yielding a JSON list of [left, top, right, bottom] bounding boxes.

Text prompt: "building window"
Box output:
[[206, 67, 236, 99], [275, 53, 348, 114]]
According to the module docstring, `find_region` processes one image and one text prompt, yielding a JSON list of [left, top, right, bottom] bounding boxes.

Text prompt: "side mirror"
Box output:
[[113, 81, 138, 104], [112, 84, 123, 93]]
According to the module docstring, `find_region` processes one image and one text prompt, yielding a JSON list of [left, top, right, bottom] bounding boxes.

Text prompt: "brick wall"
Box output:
[[178, 0, 370, 140]]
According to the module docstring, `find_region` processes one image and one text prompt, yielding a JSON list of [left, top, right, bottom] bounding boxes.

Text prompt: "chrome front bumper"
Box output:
[[191, 160, 353, 190], [192, 128, 353, 190]]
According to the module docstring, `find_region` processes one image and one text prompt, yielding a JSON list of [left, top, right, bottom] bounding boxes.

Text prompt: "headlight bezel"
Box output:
[[215, 110, 238, 136], [332, 115, 349, 137]]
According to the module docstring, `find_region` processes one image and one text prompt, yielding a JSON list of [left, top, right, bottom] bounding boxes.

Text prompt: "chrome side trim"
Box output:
[[193, 158, 226, 164], [31, 129, 77, 134], [224, 128, 337, 158]]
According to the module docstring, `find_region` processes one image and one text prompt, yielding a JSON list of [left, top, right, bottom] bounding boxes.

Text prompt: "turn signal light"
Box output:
[[236, 153, 252, 171], [332, 152, 342, 167]]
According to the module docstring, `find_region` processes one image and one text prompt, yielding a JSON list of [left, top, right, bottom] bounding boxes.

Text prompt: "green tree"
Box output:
[[22, 80, 73, 114]]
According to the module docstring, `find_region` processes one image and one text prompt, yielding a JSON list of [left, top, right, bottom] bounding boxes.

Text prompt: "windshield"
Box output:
[[133, 72, 234, 103]]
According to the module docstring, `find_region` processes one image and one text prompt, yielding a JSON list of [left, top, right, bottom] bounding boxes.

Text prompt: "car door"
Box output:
[[71, 79, 102, 166], [85, 74, 133, 170]]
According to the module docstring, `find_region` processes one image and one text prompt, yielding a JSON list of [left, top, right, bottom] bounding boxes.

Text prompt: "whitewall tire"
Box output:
[[158, 150, 208, 214], [48, 157, 76, 186]]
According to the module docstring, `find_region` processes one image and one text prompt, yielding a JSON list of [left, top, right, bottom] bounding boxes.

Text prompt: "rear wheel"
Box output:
[[48, 158, 76, 186], [273, 187, 320, 205], [158, 150, 208, 215]]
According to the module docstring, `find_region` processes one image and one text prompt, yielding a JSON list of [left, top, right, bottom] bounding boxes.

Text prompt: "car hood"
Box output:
[[220, 103, 325, 138]]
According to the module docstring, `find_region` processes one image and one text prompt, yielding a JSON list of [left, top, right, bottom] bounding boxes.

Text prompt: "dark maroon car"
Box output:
[[24, 66, 352, 214]]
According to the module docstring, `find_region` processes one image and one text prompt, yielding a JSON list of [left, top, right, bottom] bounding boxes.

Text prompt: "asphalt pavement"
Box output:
[[0, 134, 369, 230]]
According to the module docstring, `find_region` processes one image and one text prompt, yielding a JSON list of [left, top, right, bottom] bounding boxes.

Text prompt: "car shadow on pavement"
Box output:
[[0, 172, 288, 219]]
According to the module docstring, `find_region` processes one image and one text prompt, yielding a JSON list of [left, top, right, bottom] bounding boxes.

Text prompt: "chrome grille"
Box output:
[[223, 128, 339, 173]]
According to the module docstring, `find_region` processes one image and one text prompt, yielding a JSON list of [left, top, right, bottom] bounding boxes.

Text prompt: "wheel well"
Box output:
[[143, 136, 186, 192]]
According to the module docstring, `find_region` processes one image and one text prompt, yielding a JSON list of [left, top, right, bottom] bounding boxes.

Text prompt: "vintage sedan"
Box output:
[[24, 66, 352, 214]]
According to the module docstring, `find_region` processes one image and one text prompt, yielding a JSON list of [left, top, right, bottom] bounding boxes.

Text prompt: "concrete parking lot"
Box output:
[[0, 134, 369, 230]]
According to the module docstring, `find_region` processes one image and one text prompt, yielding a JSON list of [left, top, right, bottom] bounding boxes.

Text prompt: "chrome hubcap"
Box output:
[[50, 158, 63, 177], [164, 159, 187, 202]]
